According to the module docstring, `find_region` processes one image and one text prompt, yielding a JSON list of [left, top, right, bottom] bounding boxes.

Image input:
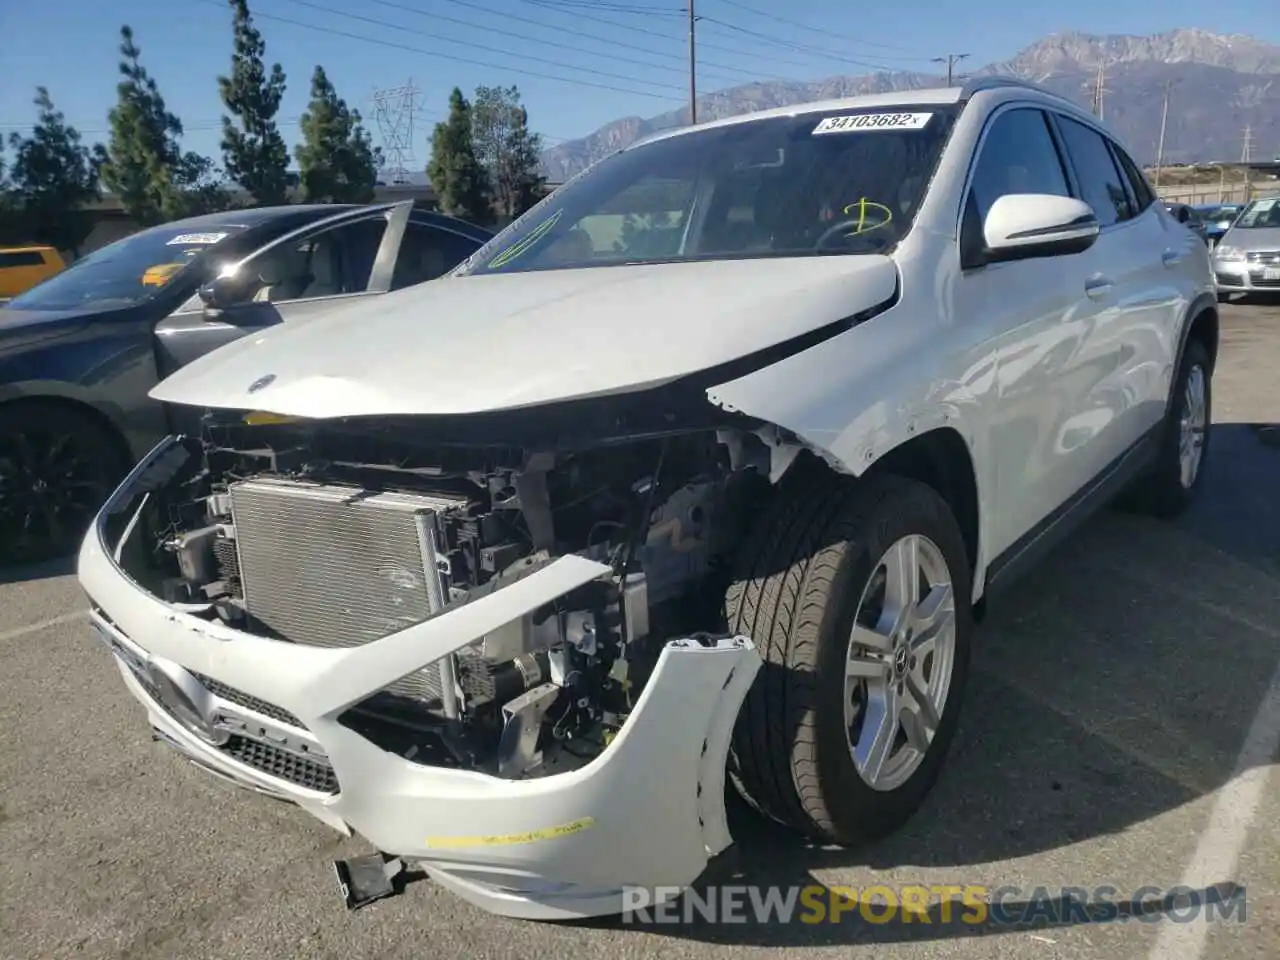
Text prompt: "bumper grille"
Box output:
[[192, 672, 303, 728], [220, 735, 339, 794], [228, 478, 470, 708]]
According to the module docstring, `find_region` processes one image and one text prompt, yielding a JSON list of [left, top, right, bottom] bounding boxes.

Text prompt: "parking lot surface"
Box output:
[[2, 300, 1278, 960]]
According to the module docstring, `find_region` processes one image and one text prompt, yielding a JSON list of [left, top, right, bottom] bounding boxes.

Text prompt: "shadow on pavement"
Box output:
[[573, 423, 1279, 947], [0, 553, 75, 585]]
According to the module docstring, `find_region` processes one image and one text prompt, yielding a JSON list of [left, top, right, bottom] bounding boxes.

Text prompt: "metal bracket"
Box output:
[[496, 682, 560, 777], [334, 854, 405, 910]]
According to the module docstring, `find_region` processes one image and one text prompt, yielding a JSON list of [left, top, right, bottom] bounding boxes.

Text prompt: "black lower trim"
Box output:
[[982, 424, 1161, 601]]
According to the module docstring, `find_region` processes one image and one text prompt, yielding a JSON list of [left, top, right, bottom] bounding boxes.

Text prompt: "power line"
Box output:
[[698, 17, 908, 73], [188, 0, 682, 102], [710, 0, 934, 59], [509, 0, 838, 73], [365, 0, 761, 87], [273, 0, 686, 95]]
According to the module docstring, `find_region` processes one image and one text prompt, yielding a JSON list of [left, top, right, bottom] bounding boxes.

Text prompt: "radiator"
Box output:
[[227, 477, 470, 709]]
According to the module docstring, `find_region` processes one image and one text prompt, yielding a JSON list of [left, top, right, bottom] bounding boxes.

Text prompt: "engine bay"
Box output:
[[112, 409, 787, 781]]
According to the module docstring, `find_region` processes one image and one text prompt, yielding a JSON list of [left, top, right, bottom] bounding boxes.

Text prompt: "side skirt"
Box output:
[[981, 424, 1162, 604]]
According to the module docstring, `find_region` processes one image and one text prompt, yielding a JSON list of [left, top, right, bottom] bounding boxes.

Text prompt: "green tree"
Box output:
[[218, 0, 289, 205], [427, 88, 493, 225], [5, 88, 102, 256], [99, 27, 229, 225], [295, 65, 381, 203], [471, 85, 545, 221]]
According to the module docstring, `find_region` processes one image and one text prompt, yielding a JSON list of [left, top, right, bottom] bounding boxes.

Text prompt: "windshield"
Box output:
[[1233, 198, 1280, 229], [459, 106, 957, 276], [8, 222, 249, 311]]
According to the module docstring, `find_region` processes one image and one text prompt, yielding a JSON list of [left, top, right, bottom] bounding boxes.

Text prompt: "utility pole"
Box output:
[[1092, 60, 1107, 119], [1242, 125, 1254, 201], [1153, 79, 1173, 190], [932, 53, 969, 86], [687, 0, 697, 125]]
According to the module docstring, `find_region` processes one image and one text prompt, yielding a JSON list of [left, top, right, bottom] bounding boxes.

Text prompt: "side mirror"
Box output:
[[982, 194, 1099, 264], [197, 272, 253, 315]]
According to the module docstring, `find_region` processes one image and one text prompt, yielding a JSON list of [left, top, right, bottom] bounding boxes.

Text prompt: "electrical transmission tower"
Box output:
[[371, 80, 419, 184]]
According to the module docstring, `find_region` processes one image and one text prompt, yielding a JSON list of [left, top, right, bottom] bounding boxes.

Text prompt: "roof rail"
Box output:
[[959, 74, 1073, 104]]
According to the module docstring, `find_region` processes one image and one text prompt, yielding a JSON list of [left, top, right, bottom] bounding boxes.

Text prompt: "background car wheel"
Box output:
[[725, 468, 973, 845], [1121, 337, 1212, 519], [0, 403, 129, 567]]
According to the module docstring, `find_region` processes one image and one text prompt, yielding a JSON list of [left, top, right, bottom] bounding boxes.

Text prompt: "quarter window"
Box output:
[[1111, 144, 1156, 213], [967, 108, 1071, 224], [1055, 116, 1135, 227]]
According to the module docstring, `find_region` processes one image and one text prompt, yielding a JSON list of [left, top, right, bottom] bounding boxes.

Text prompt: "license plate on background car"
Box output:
[[1263, 267, 1280, 281]]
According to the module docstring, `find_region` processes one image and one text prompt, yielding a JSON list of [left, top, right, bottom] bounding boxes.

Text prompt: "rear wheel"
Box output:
[[0, 403, 129, 567], [726, 469, 973, 845], [1122, 337, 1212, 519]]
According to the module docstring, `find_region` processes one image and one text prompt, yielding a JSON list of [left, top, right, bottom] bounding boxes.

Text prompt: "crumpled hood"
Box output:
[[150, 256, 898, 417]]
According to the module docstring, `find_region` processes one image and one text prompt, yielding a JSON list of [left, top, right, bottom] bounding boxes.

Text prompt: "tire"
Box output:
[[1123, 337, 1212, 519], [0, 402, 130, 567], [725, 467, 974, 846]]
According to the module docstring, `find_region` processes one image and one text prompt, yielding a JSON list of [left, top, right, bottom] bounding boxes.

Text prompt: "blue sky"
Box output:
[[1, 0, 1276, 167]]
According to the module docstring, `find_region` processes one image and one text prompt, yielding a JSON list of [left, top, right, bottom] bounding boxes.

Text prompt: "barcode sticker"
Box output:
[[812, 112, 933, 135]]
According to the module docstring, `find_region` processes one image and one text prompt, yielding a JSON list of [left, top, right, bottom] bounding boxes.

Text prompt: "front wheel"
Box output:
[[0, 403, 128, 567], [726, 470, 973, 845]]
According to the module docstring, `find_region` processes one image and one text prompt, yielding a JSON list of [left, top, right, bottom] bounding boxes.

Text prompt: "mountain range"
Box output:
[[538, 29, 1280, 180]]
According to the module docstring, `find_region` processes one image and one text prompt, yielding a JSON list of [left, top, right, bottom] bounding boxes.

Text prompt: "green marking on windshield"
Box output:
[[487, 210, 564, 269]]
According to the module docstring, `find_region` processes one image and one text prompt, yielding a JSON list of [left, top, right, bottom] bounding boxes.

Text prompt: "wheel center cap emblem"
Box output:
[[893, 646, 909, 674]]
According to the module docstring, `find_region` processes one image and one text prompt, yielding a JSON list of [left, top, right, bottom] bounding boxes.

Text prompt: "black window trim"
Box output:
[[1044, 109, 1144, 231], [1109, 140, 1157, 215]]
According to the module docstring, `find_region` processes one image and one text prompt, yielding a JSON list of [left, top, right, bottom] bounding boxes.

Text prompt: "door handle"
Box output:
[[1162, 249, 1182, 267], [1084, 276, 1113, 299]]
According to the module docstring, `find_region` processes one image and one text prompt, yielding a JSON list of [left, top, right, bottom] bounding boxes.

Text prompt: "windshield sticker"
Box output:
[[166, 232, 229, 246], [812, 112, 933, 135]]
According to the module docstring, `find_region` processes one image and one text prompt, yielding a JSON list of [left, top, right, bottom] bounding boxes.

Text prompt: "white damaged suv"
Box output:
[[78, 77, 1217, 920]]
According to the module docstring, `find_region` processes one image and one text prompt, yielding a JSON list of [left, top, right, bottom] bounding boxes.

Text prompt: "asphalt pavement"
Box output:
[[2, 299, 1278, 960]]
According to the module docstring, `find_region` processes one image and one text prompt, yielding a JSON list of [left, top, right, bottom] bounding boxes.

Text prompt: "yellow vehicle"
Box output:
[[0, 245, 65, 299], [141, 261, 186, 287]]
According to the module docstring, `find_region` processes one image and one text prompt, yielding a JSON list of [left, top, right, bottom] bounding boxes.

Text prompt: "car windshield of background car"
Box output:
[[459, 106, 958, 276], [1234, 198, 1280, 229], [7, 224, 249, 311]]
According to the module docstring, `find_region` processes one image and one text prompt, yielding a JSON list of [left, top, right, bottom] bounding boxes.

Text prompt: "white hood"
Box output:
[[150, 256, 897, 418]]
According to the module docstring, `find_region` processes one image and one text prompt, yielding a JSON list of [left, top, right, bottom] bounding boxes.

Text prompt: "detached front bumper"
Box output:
[[78, 437, 762, 920]]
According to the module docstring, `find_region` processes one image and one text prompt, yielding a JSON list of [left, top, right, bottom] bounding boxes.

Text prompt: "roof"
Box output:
[[633, 87, 967, 150], [163, 204, 361, 230], [627, 77, 1078, 152]]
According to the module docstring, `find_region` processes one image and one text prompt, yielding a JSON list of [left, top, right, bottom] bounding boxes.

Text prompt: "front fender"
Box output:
[[706, 313, 986, 479]]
